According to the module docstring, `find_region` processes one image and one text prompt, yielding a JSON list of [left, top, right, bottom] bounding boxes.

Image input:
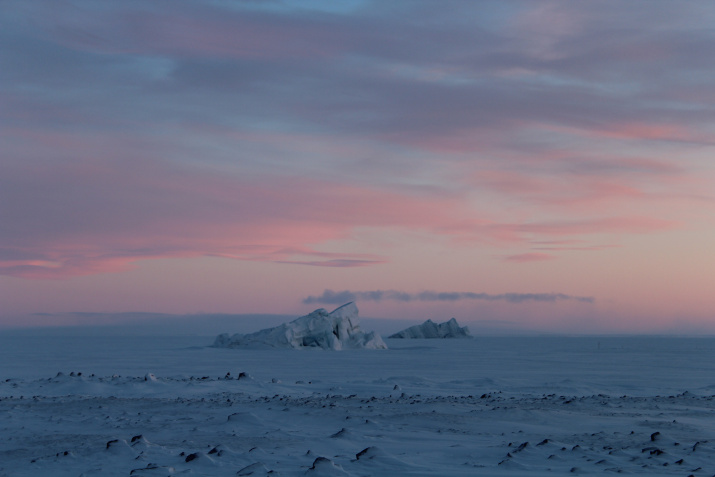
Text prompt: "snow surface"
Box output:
[[2, 332, 715, 476], [213, 302, 387, 350], [389, 317, 471, 339]]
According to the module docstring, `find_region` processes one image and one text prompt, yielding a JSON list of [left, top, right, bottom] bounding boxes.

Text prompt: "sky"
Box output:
[[2, 0, 715, 333]]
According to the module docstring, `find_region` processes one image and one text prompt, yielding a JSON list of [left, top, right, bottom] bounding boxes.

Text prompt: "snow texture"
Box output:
[[2, 334, 715, 476], [213, 302, 387, 350], [389, 317, 471, 339]]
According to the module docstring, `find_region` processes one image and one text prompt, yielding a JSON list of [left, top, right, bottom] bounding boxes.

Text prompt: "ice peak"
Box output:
[[388, 318, 471, 339], [213, 302, 386, 350]]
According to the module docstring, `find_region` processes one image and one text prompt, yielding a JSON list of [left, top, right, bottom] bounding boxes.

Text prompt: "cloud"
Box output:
[[1, 0, 711, 285], [274, 259, 387, 268], [503, 253, 554, 263], [8, 0, 715, 149], [0, 156, 471, 279], [303, 289, 594, 305], [474, 217, 677, 244], [0, 145, 685, 280]]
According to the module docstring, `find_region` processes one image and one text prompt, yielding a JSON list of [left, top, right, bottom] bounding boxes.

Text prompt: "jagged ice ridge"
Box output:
[[213, 302, 387, 350], [388, 318, 471, 339]]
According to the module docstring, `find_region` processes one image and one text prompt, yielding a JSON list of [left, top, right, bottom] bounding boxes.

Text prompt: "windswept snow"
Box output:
[[2, 335, 715, 476], [213, 302, 387, 350], [389, 318, 471, 339]]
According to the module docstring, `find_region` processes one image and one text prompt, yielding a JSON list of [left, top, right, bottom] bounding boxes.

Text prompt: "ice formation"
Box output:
[[388, 318, 471, 339], [213, 302, 387, 350]]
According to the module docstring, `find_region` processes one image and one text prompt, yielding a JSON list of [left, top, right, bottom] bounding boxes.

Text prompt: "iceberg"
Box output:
[[388, 318, 471, 339], [213, 302, 387, 350]]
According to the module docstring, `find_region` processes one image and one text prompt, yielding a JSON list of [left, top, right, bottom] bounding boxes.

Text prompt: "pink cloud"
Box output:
[[448, 216, 677, 245], [542, 121, 709, 144], [0, 157, 471, 279], [475, 169, 646, 201], [4, 152, 677, 280], [514, 216, 676, 236], [275, 259, 387, 268], [469, 159, 696, 217], [0, 125, 687, 281], [530, 243, 618, 252], [502, 252, 554, 263]]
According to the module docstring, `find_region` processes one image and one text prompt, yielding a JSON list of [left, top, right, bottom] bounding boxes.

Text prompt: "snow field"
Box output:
[[2, 336, 715, 476]]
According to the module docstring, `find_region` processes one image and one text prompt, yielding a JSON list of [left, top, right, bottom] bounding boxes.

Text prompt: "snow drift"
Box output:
[[213, 302, 387, 350], [388, 318, 471, 339]]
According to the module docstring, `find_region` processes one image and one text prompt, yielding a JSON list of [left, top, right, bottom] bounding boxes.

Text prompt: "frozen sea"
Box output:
[[2, 331, 715, 476]]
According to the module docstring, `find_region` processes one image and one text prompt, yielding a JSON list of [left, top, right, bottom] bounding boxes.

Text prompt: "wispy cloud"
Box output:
[[0, 158, 464, 278], [2, 0, 714, 337], [303, 289, 594, 305], [502, 253, 554, 263], [275, 259, 387, 268], [0, 147, 683, 279]]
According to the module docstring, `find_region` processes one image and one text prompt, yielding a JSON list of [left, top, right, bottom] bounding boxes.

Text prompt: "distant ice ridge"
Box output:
[[213, 302, 387, 350], [388, 318, 471, 339]]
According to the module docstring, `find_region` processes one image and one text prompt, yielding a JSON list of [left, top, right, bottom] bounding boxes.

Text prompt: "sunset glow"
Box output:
[[2, 1, 715, 333]]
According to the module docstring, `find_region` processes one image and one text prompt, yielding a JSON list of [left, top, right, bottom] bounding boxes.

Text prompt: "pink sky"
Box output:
[[2, 1, 715, 333]]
